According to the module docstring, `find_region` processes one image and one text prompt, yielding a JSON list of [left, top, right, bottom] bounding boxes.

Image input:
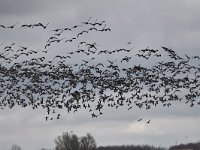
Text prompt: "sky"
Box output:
[[0, 0, 200, 150]]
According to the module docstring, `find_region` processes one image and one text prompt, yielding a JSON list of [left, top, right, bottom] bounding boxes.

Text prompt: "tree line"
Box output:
[[10, 132, 166, 150], [10, 131, 200, 150], [53, 131, 166, 150], [97, 145, 166, 150], [169, 141, 200, 150], [54, 132, 96, 150]]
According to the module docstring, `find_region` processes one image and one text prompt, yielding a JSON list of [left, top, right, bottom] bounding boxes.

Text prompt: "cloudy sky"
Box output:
[[1, 0, 200, 150]]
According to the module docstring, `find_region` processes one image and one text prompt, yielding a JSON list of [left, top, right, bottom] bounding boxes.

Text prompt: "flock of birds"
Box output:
[[0, 18, 200, 122]]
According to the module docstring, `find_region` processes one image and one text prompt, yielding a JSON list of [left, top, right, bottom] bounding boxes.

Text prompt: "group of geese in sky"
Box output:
[[0, 18, 200, 122]]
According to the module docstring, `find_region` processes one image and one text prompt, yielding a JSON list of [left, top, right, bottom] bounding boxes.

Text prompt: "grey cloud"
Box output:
[[0, 0, 44, 16]]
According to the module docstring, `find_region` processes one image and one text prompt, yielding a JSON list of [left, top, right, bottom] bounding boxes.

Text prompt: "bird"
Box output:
[[193, 56, 200, 60], [51, 37, 65, 43], [45, 43, 51, 49], [47, 36, 58, 43], [63, 27, 72, 31], [121, 56, 131, 63], [86, 43, 98, 50], [91, 112, 97, 118], [57, 114, 61, 119], [92, 20, 106, 26], [128, 106, 132, 110], [0, 25, 6, 28], [33, 23, 49, 29], [7, 22, 18, 29], [104, 28, 111, 32], [21, 24, 33, 28], [78, 41, 87, 47], [65, 39, 73, 43], [52, 28, 62, 32], [77, 31, 88, 38], [146, 120, 151, 124], [45, 116, 49, 121], [82, 17, 91, 25], [71, 25, 81, 29], [88, 27, 98, 31], [98, 50, 108, 55]]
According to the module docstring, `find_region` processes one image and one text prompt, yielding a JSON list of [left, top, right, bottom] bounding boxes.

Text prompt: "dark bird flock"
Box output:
[[0, 18, 200, 121]]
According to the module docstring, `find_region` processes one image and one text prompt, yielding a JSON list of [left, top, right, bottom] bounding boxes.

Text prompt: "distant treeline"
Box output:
[[169, 141, 200, 150], [97, 145, 166, 150]]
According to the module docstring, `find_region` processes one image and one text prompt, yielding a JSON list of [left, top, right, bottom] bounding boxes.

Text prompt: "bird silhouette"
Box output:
[[146, 120, 151, 124], [21, 24, 33, 28], [0, 25, 6, 28], [77, 30, 88, 38], [7, 22, 18, 29], [82, 17, 91, 25]]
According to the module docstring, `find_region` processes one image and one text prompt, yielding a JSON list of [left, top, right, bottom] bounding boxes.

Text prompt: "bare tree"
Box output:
[[54, 131, 80, 150], [11, 144, 21, 150], [80, 133, 97, 150]]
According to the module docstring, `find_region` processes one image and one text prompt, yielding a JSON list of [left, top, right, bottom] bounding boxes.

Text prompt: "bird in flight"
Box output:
[[0, 25, 6, 28], [7, 22, 19, 29], [146, 120, 151, 124], [82, 17, 91, 25]]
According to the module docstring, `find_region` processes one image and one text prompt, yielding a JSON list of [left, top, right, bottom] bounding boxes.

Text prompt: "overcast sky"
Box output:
[[1, 0, 200, 150]]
